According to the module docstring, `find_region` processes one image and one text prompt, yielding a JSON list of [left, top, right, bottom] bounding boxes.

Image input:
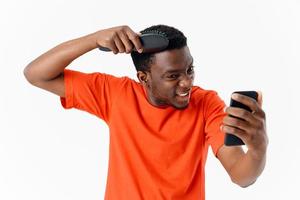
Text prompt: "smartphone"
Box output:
[[224, 91, 258, 146]]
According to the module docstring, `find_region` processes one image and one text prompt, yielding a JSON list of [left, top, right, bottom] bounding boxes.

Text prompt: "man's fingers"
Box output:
[[113, 35, 125, 53], [126, 29, 143, 53], [118, 31, 134, 53], [223, 115, 250, 131], [231, 93, 257, 109], [96, 25, 142, 54], [225, 107, 255, 123], [222, 125, 246, 140], [106, 40, 118, 54], [231, 93, 263, 117]]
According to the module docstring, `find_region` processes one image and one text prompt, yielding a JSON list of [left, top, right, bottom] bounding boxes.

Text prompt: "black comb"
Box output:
[[98, 31, 169, 53]]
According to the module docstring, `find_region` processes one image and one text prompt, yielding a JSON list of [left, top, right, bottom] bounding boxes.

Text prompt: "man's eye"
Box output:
[[168, 74, 179, 79], [187, 66, 194, 74]]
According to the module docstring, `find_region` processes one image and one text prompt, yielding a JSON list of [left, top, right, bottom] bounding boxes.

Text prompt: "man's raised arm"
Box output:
[[23, 25, 143, 97]]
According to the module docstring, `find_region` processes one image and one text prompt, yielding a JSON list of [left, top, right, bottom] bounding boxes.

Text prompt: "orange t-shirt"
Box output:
[[60, 69, 226, 200]]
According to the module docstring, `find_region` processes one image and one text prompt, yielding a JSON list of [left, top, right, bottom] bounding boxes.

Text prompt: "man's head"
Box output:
[[131, 25, 194, 109]]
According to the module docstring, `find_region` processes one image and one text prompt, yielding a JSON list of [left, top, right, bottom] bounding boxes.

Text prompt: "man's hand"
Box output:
[[217, 91, 268, 187], [222, 91, 268, 156], [95, 25, 143, 54]]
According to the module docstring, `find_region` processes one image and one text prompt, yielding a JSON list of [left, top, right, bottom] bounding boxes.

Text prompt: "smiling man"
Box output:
[[24, 25, 268, 200]]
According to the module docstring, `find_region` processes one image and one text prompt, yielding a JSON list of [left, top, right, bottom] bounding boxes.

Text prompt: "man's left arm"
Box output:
[[217, 91, 268, 187]]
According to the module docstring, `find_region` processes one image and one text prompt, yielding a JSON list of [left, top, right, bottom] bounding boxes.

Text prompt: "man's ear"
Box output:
[[137, 71, 148, 85]]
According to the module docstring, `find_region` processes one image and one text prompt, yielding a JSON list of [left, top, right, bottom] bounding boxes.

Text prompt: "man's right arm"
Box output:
[[23, 25, 143, 97]]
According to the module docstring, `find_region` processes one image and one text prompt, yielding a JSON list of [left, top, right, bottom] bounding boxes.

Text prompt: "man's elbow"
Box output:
[[23, 65, 38, 85], [231, 177, 257, 188]]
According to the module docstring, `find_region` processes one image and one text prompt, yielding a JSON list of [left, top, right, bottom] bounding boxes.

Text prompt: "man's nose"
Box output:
[[178, 74, 193, 88]]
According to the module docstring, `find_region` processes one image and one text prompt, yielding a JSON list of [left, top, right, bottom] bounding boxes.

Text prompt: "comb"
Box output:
[[98, 31, 169, 53]]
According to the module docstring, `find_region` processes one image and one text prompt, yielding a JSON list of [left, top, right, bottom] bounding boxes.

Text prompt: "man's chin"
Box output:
[[172, 96, 190, 109], [172, 101, 190, 109]]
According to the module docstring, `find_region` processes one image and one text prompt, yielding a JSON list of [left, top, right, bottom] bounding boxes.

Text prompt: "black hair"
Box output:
[[130, 25, 187, 72]]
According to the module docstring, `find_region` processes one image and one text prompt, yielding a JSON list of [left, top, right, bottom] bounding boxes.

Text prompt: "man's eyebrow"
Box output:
[[163, 59, 194, 74], [164, 69, 182, 74]]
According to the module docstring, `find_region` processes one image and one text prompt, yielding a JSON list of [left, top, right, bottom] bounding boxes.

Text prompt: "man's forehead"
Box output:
[[151, 47, 193, 72]]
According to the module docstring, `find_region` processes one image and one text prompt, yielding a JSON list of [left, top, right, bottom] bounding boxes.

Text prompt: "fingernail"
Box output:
[[138, 49, 143, 53], [232, 93, 239, 99]]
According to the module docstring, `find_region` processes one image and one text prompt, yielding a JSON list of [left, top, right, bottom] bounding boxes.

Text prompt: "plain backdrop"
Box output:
[[0, 0, 299, 199]]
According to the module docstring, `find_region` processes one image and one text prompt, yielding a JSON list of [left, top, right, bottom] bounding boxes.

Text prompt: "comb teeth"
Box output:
[[142, 30, 167, 38]]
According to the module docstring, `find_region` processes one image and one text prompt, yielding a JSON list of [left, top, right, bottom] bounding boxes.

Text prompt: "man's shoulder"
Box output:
[[191, 86, 219, 99], [72, 69, 140, 85], [190, 86, 223, 107]]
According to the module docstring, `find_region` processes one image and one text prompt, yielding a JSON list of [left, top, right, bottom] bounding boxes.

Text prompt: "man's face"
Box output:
[[142, 46, 194, 109]]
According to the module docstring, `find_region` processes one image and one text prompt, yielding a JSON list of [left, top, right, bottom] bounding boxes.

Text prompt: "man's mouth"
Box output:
[[177, 92, 189, 97], [176, 90, 191, 97]]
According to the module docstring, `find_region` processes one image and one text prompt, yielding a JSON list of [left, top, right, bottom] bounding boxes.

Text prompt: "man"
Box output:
[[24, 25, 268, 200]]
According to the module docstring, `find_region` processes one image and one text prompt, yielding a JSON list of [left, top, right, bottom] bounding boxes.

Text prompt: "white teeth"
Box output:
[[178, 92, 189, 97]]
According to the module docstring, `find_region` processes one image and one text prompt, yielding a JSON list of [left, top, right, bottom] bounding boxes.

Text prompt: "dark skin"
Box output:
[[137, 46, 194, 109], [24, 25, 268, 188]]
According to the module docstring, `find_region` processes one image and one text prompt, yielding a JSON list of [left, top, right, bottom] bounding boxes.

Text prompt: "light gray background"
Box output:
[[0, 0, 299, 199]]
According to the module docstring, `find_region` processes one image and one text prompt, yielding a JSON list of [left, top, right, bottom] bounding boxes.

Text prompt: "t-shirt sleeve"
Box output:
[[60, 69, 126, 123], [203, 91, 227, 157]]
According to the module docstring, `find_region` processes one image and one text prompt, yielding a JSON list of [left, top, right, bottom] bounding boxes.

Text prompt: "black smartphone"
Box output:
[[224, 91, 258, 146]]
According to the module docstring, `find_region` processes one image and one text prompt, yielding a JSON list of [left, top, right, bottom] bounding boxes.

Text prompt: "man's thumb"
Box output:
[[257, 91, 263, 107]]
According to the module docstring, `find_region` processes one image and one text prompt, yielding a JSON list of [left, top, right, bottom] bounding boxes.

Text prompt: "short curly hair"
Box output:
[[130, 25, 187, 72]]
